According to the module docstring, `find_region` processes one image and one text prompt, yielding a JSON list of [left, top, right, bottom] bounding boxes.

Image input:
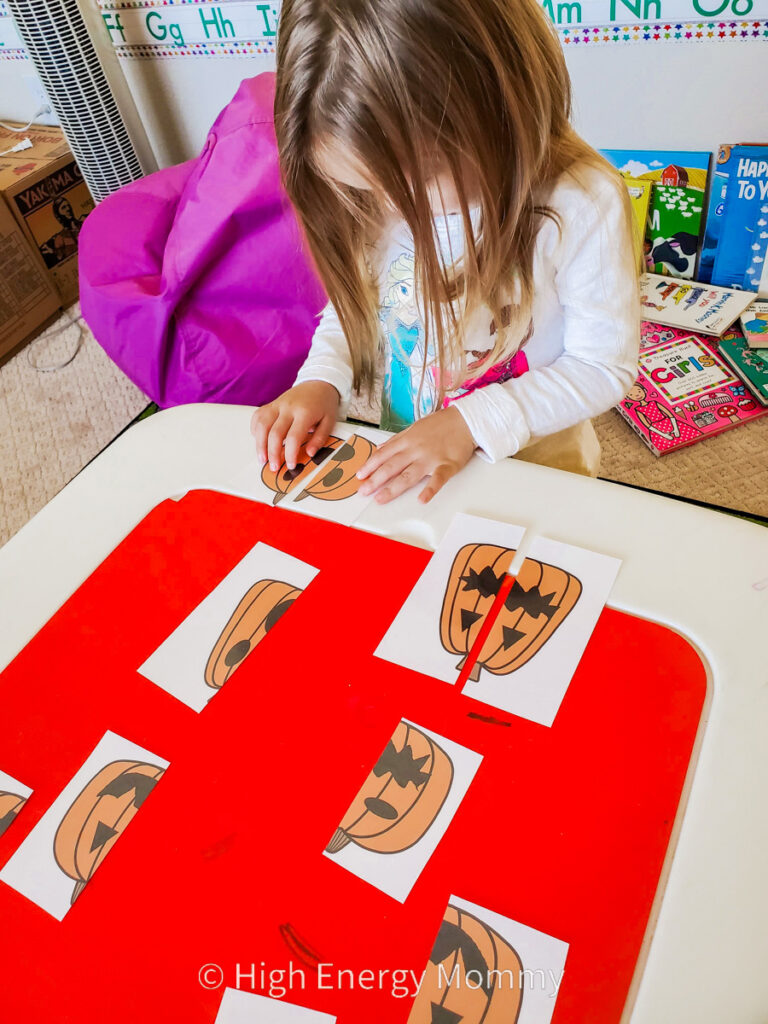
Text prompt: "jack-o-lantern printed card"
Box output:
[[0, 769, 33, 838], [227, 436, 345, 507], [0, 731, 168, 921], [324, 719, 482, 902], [408, 896, 568, 1024], [214, 988, 336, 1023], [139, 542, 318, 711], [376, 513, 527, 683], [283, 425, 390, 526], [463, 537, 621, 727]]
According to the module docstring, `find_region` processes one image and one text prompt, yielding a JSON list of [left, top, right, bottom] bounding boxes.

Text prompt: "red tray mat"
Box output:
[[0, 490, 707, 1023]]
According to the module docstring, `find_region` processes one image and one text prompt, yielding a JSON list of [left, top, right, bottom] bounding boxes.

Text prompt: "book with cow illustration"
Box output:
[[640, 273, 755, 336], [616, 322, 768, 456], [602, 149, 711, 279]]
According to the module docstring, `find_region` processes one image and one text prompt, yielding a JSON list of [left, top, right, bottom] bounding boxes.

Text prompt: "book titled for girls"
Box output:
[[616, 322, 768, 456]]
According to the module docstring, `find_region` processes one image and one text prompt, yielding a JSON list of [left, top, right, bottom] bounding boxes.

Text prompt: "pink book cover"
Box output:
[[616, 321, 768, 456]]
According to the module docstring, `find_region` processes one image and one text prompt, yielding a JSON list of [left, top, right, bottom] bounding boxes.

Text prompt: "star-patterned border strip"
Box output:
[[558, 18, 768, 42]]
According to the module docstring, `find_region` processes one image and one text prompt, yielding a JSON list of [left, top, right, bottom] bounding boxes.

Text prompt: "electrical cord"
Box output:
[[0, 103, 53, 134], [26, 307, 84, 373]]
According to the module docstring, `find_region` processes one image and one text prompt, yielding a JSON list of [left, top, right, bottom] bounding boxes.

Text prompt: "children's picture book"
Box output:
[[709, 145, 768, 295], [616, 322, 768, 455], [717, 328, 768, 406], [640, 274, 755, 337], [739, 300, 768, 347], [699, 143, 736, 284], [625, 176, 652, 272], [602, 150, 711, 279]]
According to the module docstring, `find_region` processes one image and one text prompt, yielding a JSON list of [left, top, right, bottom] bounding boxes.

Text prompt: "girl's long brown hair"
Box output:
[[275, 0, 634, 398]]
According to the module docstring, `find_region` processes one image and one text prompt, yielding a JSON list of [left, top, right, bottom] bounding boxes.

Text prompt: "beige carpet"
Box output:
[[594, 408, 768, 519], [0, 305, 147, 548]]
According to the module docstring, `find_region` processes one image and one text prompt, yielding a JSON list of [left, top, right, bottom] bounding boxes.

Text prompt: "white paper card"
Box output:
[[375, 513, 527, 683], [139, 542, 318, 711], [462, 537, 621, 727], [0, 731, 168, 921], [324, 719, 482, 903], [408, 895, 568, 1023], [282, 425, 389, 526], [215, 989, 336, 1023], [0, 769, 33, 838]]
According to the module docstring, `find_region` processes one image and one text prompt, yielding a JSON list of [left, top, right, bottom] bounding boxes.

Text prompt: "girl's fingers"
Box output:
[[267, 413, 292, 471], [284, 413, 314, 470], [418, 464, 452, 504], [374, 462, 428, 504], [306, 415, 336, 458], [252, 406, 278, 463], [358, 451, 413, 495], [356, 436, 403, 480]]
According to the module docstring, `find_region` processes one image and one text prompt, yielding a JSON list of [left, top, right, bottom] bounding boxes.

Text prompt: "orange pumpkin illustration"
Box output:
[[326, 721, 453, 855], [0, 792, 27, 838], [468, 557, 582, 681], [261, 436, 343, 505], [295, 434, 376, 503], [440, 544, 516, 673], [53, 760, 165, 904], [407, 904, 524, 1024], [205, 579, 302, 689]]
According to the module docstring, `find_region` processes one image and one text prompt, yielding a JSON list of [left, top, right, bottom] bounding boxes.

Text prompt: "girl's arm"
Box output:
[[293, 301, 355, 418], [454, 171, 640, 463]]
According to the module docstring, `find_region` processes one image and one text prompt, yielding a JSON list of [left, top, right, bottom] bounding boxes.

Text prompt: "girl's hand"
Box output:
[[358, 405, 477, 504], [251, 381, 340, 471]]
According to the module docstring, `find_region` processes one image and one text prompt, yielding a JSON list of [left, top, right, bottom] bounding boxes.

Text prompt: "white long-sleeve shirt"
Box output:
[[294, 162, 640, 462]]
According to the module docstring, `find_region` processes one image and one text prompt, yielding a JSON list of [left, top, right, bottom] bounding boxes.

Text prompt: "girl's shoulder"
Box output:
[[544, 160, 627, 220]]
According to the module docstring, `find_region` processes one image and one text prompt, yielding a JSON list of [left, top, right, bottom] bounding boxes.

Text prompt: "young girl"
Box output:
[[252, 0, 640, 504]]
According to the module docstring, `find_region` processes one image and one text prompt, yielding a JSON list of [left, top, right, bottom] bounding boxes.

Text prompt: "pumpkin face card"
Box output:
[[138, 542, 318, 711], [324, 719, 482, 902], [215, 989, 336, 1023], [0, 731, 168, 921], [228, 424, 387, 526], [408, 896, 568, 1024], [375, 513, 527, 683], [0, 769, 33, 838], [463, 537, 621, 727]]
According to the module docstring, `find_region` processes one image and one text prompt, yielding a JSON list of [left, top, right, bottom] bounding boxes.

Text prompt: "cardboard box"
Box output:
[[0, 198, 60, 364], [0, 122, 94, 307]]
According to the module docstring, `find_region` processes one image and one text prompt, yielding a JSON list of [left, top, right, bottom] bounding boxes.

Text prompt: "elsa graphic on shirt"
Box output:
[[378, 253, 437, 431]]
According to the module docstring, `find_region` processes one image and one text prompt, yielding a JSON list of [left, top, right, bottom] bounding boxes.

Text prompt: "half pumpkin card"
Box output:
[[375, 513, 527, 684], [462, 537, 622, 727], [0, 731, 168, 921], [0, 769, 33, 839], [139, 543, 318, 712], [228, 424, 387, 527], [215, 989, 336, 1023], [324, 719, 482, 903], [407, 895, 568, 1024]]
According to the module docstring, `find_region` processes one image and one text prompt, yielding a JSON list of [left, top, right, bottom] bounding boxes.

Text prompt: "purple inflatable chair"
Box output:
[[79, 73, 327, 408]]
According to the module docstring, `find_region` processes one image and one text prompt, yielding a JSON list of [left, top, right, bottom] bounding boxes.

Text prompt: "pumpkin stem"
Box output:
[[294, 490, 308, 503], [325, 829, 351, 855], [468, 662, 482, 682], [272, 492, 286, 506], [455, 655, 468, 670], [71, 879, 87, 905]]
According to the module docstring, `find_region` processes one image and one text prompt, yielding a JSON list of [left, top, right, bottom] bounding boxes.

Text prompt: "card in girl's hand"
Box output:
[[138, 542, 318, 712], [227, 434, 348, 508], [0, 731, 168, 921], [462, 536, 621, 727], [215, 989, 336, 1023], [323, 718, 482, 903], [407, 895, 568, 1024], [0, 769, 33, 838], [375, 513, 527, 683]]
